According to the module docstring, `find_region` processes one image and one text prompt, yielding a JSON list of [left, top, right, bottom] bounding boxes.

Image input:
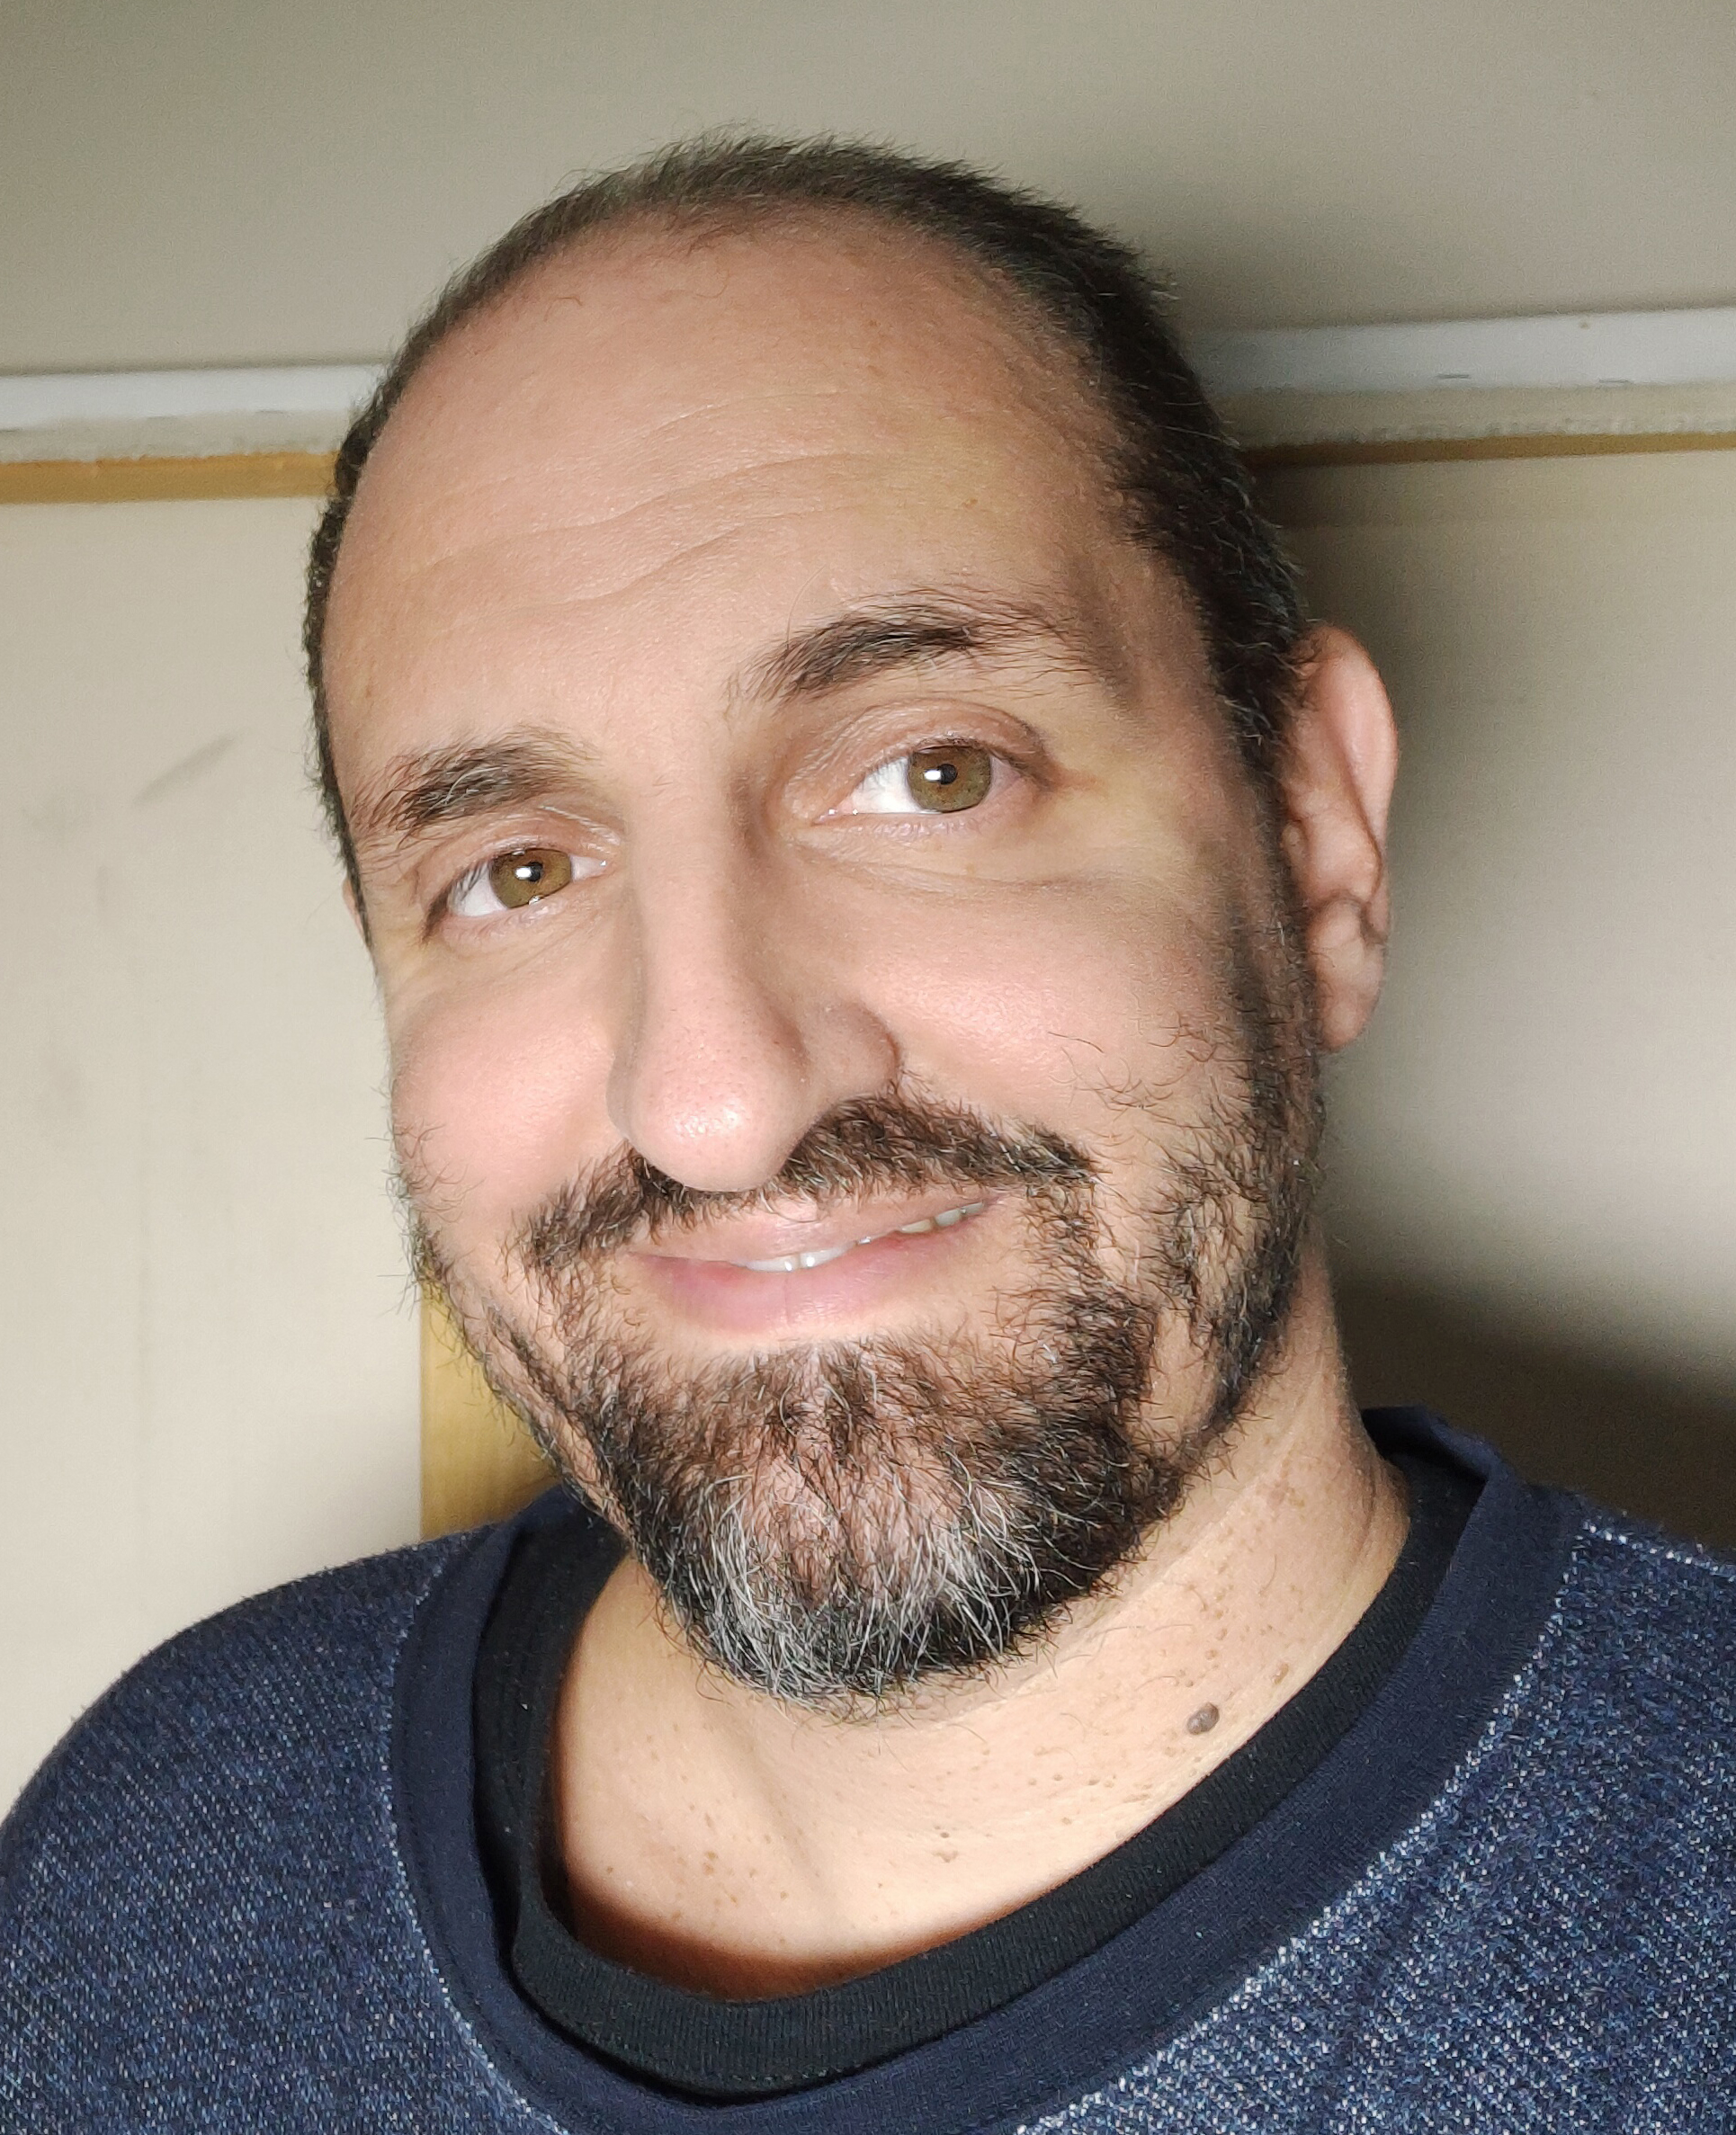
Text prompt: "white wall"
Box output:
[[0, 499, 418, 1807], [4, 0, 1735, 371]]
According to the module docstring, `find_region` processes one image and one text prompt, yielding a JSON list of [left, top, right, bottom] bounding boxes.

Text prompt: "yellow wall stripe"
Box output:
[[0, 451, 336, 505], [4, 430, 1736, 506]]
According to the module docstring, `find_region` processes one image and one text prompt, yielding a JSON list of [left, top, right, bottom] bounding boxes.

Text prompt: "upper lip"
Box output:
[[634, 1191, 995, 1267]]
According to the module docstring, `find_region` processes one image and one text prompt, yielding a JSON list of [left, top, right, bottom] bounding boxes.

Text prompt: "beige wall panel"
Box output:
[[0, 499, 418, 1808], [1268, 452, 1736, 1383]]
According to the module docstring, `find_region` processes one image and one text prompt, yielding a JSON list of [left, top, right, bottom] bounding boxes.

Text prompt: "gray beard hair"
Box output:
[[411, 929, 1320, 1711]]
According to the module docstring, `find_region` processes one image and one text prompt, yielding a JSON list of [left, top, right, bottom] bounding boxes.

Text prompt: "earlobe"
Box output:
[[1278, 626, 1400, 1054]]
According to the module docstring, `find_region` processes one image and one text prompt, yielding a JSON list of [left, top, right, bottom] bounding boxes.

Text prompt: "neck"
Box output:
[[548, 1248, 1406, 1997]]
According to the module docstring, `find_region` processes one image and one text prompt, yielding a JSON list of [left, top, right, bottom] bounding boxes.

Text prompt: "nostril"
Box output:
[[606, 906, 899, 1196]]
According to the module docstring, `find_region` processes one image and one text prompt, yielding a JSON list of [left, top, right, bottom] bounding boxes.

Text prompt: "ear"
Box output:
[[1276, 626, 1399, 1052]]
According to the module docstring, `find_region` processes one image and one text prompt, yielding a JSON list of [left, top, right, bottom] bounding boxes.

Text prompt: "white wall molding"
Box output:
[[0, 364, 381, 431], [1216, 380, 1736, 457], [0, 363, 380, 469], [1190, 307, 1736, 396], [1198, 308, 1736, 455], [6, 310, 1736, 469]]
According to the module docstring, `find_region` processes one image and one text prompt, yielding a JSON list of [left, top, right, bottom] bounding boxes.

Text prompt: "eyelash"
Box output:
[[831, 738, 1016, 819], [434, 735, 1021, 925], [443, 846, 602, 922]]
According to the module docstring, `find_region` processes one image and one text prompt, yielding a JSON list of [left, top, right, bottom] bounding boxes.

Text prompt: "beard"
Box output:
[[411, 917, 1321, 1710]]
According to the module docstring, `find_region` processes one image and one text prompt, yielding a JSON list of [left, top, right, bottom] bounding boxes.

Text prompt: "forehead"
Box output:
[[323, 217, 1154, 765]]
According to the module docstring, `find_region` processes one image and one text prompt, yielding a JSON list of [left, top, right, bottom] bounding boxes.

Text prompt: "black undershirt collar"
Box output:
[[474, 1445, 1477, 2101]]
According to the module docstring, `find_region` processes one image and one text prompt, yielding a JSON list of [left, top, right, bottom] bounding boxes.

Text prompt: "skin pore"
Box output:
[[322, 213, 1405, 1997]]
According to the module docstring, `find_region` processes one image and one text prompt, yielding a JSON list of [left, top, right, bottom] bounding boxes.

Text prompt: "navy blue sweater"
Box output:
[[4, 1410, 1734, 2130]]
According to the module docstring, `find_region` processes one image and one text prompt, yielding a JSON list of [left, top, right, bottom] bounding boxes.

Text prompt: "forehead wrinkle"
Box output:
[[361, 447, 912, 622]]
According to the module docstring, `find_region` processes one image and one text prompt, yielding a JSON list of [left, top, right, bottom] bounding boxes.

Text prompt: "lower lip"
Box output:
[[632, 1212, 991, 1336]]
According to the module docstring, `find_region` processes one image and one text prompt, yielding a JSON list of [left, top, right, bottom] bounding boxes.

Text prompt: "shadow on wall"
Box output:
[[1337, 1270, 1736, 1551]]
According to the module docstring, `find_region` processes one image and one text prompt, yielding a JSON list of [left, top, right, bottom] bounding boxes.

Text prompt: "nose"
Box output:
[[604, 837, 897, 1194]]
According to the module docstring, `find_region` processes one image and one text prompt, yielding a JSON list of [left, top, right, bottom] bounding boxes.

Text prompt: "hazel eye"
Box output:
[[448, 846, 597, 917], [842, 743, 998, 817]]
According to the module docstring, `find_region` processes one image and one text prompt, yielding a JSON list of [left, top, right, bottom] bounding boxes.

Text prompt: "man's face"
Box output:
[[324, 219, 1319, 1702]]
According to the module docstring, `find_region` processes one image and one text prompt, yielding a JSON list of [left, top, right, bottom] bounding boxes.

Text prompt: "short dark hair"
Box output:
[[305, 133, 1307, 892]]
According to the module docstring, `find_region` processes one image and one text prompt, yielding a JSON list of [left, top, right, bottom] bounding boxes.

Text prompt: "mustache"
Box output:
[[512, 1094, 1096, 1277]]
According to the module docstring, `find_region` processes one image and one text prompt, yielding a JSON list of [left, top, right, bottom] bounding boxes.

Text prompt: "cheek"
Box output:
[[857, 878, 1229, 1136], [387, 967, 614, 1253]]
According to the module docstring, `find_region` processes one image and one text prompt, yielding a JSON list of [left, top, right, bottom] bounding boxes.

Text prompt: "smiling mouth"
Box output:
[[732, 1201, 989, 1273]]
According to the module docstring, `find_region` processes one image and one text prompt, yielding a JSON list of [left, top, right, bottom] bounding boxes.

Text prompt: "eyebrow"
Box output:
[[351, 729, 597, 855], [742, 591, 1118, 706], [349, 593, 1117, 862]]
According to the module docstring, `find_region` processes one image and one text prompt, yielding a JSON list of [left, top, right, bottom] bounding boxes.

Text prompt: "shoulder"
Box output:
[[1541, 1506, 1736, 1759], [0, 1531, 494, 2122], [4, 1532, 472, 1868], [1368, 1509, 1736, 2104], [1385, 1403, 1736, 1735], [1554, 1505, 1736, 1686], [1454, 1502, 1736, 1932]]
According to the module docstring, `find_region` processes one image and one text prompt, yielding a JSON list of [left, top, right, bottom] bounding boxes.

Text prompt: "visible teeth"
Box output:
[[736, 1201, 987, 1271], [917, 1200, 986, 1232]]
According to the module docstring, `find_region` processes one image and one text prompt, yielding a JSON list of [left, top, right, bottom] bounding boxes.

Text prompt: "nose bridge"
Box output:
[[605, 821, 892, 1193]]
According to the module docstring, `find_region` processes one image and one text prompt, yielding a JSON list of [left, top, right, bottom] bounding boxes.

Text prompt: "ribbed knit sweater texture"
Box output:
[[2, 1416, 1733, 2131]]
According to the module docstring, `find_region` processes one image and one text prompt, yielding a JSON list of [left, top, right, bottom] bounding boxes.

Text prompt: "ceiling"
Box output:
[[4, 0, 1733, 371]]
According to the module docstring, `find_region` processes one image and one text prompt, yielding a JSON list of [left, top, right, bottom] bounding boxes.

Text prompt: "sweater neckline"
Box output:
[[390, 1408, 1580, 2135], [476, 1449, 1477, 2098]]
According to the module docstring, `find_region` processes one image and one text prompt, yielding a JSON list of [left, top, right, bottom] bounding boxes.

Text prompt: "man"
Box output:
[[3, 136, 1732, 2129]]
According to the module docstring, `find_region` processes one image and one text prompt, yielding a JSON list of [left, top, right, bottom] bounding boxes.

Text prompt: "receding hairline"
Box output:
[[306, 135, 1309, 904], [322, 201, 1152, 726], [345, 196, 1128, 534]]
